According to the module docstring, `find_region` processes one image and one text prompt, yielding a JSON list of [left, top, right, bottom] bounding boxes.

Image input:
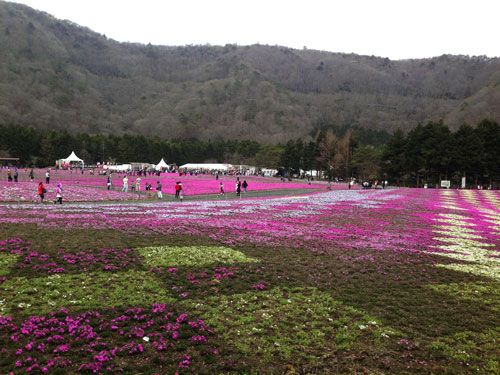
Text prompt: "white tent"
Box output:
[[104, 164, 131, 172], [179, 163, 230, 171], [155, 158, 169, 171], [57, 151, 84, 168]]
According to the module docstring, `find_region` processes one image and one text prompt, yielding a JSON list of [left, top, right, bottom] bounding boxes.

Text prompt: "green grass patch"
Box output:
[[184, 287, 390, 363], [0, 253, 17, 275], [1, 271, 175, 315], [429, 328, 500, 373], [138, 245, 260, 267], [425, 281, 500, 312]]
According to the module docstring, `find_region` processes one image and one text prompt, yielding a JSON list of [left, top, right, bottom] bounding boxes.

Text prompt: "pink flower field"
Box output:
[[0, 170, 337, 202], [0, 187, 499, 374]]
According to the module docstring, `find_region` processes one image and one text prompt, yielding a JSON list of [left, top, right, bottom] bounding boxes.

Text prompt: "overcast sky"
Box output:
[[10, 0, 500, 60]]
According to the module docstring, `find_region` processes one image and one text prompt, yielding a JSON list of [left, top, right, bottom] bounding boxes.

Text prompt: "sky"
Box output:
[[9, 0, 500, 60]]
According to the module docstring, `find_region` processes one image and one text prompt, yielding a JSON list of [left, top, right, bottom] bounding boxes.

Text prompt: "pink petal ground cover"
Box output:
[[1, 188, 499, 373], [3, 187, 499, 265], [0, 181, 135, 202], [0, 304, 216, 374], [0, 170, 347, 202]]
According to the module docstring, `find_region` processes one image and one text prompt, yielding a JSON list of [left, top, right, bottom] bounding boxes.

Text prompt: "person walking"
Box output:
[[54, 183, 63, 204], [45, 170, 50, 184], [29, 169, 34, 182], [236, 180, 241, 196], [122, 175, 128, 192], [242, 180, 248, 193], [156, 181, 163, 199], [175, 181, 181, 198], [13, 169, 18, 182], [107, 175, 112, 190], [219, 182, 225, 195], [7, 169, 12, 182], [38, 182, 47, 203]]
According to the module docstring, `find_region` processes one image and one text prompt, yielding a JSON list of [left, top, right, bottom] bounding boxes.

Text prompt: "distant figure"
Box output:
[[236, 180, 241, 196], [175, 181, 181, 198], [122, 176, 128, 192], [107, 175, 112, 190], [7, 169, 12, 182], [13, 169, 18, 182], [131, 181, 136, 192], [38, 182, 46, 203], [242, 180, 248, 193], [156, 181, 163, 199], [136, 177, 141, 193], [45, 170, 50, 184], [220, 182, 225, 195], [29, 169, 34, 181], [54, 183, 63, 204]]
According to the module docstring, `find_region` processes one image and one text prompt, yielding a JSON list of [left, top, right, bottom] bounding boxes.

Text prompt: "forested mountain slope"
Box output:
[[1, 1, 500, 142]]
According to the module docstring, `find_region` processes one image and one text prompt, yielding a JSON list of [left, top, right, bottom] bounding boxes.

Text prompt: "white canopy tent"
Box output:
[[57, 151, 84, 168], [179, 163, 230, 171], [104, 164, 132, 172], [155, 158, 169, 171]]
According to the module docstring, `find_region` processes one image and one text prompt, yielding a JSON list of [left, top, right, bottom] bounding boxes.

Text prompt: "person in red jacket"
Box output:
[[175, 181, 181, 198], [38, 182, 46, 203]]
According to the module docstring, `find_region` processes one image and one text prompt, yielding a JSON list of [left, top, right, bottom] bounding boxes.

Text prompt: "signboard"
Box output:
[[461, 177, 466, 189], [441, 180, 451, 188]]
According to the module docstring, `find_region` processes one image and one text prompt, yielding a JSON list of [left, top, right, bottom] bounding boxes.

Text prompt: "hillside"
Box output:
[[1, 1, 500, 142]]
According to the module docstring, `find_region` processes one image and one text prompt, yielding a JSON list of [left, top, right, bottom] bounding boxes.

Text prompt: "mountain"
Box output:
[[1, 1, 500, 143]]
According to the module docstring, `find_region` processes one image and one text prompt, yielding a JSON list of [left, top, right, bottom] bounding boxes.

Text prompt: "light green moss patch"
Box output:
[[429, 328, 500, 373], [0, 253, 17, 275], [0, 271, 175, 315], [184, 287, 393, 361], [138, 245, 259, 267]]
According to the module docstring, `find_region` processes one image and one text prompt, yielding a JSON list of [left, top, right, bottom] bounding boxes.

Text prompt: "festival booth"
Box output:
[[56, 151, 84, 169], [179, 163, 231, 173], [155, 158, 169, 172], [103, 164, 132, 172]]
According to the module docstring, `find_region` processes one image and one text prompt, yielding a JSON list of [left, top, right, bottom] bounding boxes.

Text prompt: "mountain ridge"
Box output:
[[1, 0, 500, 143]]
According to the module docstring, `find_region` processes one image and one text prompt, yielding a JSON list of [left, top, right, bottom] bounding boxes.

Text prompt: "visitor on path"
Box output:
[[122, 176, 128, 192], [7, 169, 12, 182], [45, 170, 50, 184], [175, 181, 181, 198], [107, 176, 112, 190], [327, 181, 332, 190], [156, 181, 163, 199], [136, 177, 141, 193], [220, 182, 225, 195], [13, 169, 18, 182], [38, 182, 47, 203], [236, 180, 241, 196], [131, 181, 136, 192], [29, 169, 34, 182], [242, 180, 248, 193], [54, 183, 63, 204]]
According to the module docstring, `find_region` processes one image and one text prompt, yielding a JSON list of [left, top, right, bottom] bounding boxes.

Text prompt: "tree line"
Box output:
[[0, 125, 261, 168], [2, 120, 499, 188], [381, 119, 500, 188], [0, 124, 383, 177]]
